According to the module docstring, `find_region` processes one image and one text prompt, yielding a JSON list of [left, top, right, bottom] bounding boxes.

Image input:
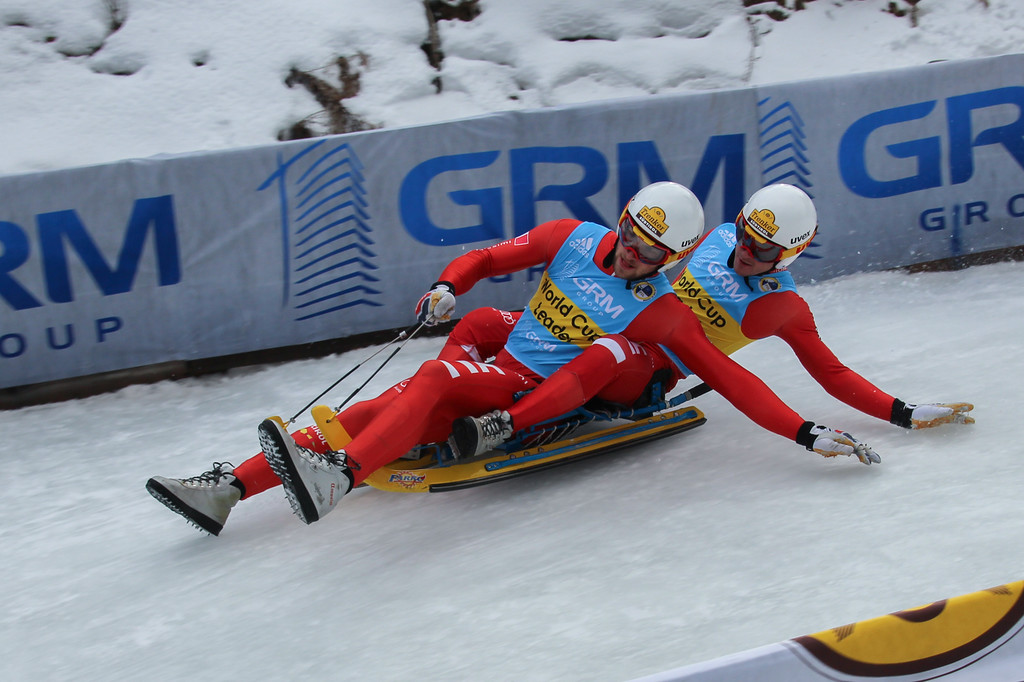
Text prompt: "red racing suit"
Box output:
[[452, 223, 900, 432], [234, 219, 815, 493], [670, 224, 896, 420]]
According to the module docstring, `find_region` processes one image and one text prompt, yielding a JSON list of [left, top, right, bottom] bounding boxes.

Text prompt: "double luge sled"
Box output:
[[309, 385, 709, 493]]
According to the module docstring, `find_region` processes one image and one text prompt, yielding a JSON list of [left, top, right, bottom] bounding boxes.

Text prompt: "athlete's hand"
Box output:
[[415, 281, 456, 326], [796, 422, 881, 465], [891, 400, 975, 429]]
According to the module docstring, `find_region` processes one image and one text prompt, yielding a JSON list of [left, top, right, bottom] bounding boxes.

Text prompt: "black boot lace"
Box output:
[[480, 413, 510, 440], [302, 446, 361, 471], [182, 462, 235, 487]]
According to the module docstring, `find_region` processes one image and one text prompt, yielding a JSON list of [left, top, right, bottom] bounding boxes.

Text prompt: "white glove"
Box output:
[[415, 281, 456, 326], [891, 400, 975, 429], [796, 422, 881, 465]]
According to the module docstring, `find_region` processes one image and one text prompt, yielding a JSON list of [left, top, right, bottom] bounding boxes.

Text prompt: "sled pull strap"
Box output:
[[287, 321, 425, 424], [331, 321, 428, 413]]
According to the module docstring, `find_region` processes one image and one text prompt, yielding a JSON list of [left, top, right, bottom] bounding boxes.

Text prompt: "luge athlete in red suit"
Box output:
[[147, 183, 881, 535]]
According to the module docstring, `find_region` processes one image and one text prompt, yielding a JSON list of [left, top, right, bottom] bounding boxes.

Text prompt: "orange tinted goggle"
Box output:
[[735, 212, 813, 264], [617, 212, 694, 266], [618, 218, 672, 265]]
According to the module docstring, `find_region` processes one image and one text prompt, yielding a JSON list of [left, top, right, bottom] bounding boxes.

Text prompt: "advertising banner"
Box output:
[[1, 53, 1022, 388]]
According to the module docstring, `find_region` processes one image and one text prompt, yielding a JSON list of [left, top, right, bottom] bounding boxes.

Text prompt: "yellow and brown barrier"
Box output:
[[635, 580, 1024, 681]]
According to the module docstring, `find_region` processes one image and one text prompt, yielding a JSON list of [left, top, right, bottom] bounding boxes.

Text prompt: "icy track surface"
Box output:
[[1, 262, 1020, 681]]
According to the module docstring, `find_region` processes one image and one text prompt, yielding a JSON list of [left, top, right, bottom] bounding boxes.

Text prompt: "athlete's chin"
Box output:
[[733, 259, 762, 277], [612, 257, 632, 276], [613, 261, 640, 278], [613, 252, 659, 279], [618, 265, 657, 280]]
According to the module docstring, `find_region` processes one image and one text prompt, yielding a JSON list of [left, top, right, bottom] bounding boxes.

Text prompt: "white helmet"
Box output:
[[618, 181, 705, 272], [736, 184, 817, 269]]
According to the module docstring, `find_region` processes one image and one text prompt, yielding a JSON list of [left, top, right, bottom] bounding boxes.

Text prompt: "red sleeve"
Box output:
[[624, 296, 807, 441], [435, 219, 582, 294], [744, 293, 896, 421]]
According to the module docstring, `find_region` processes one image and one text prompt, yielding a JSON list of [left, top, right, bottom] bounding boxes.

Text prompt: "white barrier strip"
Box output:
[[632, 580, 1024, 682]]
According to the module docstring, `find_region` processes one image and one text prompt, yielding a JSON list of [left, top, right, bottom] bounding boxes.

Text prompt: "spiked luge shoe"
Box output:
[[258, 418, 353, 525], [146, 462, 242, 536], [449, 410, 514, 459]]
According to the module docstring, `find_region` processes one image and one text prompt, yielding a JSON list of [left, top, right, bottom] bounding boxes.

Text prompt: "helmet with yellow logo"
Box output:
[[736, 184, 817, 269], [618, 181, 705, 272]]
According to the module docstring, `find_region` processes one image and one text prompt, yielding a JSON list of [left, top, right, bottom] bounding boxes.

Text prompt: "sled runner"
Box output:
[[310, 387, 708, 493]]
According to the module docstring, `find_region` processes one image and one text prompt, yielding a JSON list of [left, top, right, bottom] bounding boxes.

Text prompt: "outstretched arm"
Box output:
[[415, 219, 582, 324], [641, 298, 880, 464], [753, 293, 974, 429], [438, 219, 581, 292]]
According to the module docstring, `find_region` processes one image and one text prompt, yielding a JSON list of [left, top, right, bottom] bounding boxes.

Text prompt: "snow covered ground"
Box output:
[[1, 0, 1023, 177], [2, 260, 1018, 680], [2, 0, 1023, 679]]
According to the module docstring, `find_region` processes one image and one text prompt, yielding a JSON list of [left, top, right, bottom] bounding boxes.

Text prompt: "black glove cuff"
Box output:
[[890, 399, 913, 429], [795, 421, 817, 450], [432, 280, 456, 295]]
